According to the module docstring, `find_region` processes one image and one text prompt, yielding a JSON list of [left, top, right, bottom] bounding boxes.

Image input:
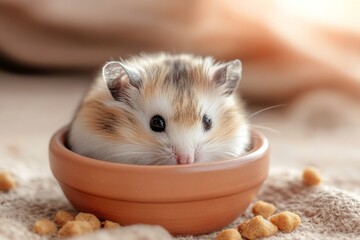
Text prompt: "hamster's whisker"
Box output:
[[250, 122, 280, 126], [206, 151, 239, 160], [247, 104, 287, 119], [153, 158, 172, 165], [204, 135, 251, 144], [251, 124, 280, 134], [204, 143, 241, 151], [107, 142, 173, 165]]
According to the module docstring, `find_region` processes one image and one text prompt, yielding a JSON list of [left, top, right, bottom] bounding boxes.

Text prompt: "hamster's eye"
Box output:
[[202, 114, 212, 131], [150, 115, 166, 132]]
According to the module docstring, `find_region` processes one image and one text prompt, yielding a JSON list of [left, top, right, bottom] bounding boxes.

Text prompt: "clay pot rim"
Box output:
[[50, 125, 268, 171]]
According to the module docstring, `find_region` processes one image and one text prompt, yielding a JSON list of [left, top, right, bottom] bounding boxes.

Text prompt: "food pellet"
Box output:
[[238, 215, 278, 240], [54, 210, 75, 227], [75, 213, 101, 230], [0, 171, 16, 191], [270, 211, 301, 233], [58, 220, 93, 237], [303, 167, 322, 186], [252, 200, 276, 219], [216, 228, 242, 240], [32, 219, 57, 236], [103, 220, 121, 229]]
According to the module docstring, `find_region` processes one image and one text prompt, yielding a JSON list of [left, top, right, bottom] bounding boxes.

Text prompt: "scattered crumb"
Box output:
[[270, 211, 301, 233], [238, 215, 278, 240], [0, 171, 16, 191], [34, 211, 122, 237], [58, 220, 93, 237], [75, 212, 101, 230], [103, 220, 121, 229], [32, 219, 57, 236], [252, 200, 276, 219], [54, 210, 75, 227], [216, 229, 242, 240], [303, 167, 322, 186]]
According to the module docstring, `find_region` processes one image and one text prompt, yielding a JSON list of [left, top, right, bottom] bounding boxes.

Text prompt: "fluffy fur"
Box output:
[[68, 53, 250, 165]]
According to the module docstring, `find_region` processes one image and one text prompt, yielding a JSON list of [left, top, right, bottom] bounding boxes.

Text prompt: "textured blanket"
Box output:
[[1, 73, 360, 239]]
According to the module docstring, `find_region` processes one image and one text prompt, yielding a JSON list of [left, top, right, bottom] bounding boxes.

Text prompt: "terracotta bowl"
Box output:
[[49, 126, 269, 236]]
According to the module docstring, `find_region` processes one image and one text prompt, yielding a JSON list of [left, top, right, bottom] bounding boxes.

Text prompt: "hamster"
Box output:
[[68, 53, 250, 165]]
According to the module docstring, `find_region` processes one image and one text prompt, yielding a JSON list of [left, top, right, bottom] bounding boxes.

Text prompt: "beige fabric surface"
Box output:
[[1, 72, 360, 239]]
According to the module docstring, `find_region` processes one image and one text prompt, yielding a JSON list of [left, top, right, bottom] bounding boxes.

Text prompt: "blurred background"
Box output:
[[0, 0, 359, 189]]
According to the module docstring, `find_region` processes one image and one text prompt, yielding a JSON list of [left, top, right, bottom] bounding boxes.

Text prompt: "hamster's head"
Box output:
[[69, 54, 250, 165]]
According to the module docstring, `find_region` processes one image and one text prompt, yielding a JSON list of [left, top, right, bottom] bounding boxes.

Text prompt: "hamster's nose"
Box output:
[[176, 154, 194, 165]]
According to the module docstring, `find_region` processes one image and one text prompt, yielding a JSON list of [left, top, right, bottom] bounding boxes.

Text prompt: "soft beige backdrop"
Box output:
[[0, 0, 359, 103]]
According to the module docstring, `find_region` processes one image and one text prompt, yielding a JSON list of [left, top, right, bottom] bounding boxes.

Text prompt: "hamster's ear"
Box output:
[[210, 60, 242, 96], [102, 61, 142, 101]]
